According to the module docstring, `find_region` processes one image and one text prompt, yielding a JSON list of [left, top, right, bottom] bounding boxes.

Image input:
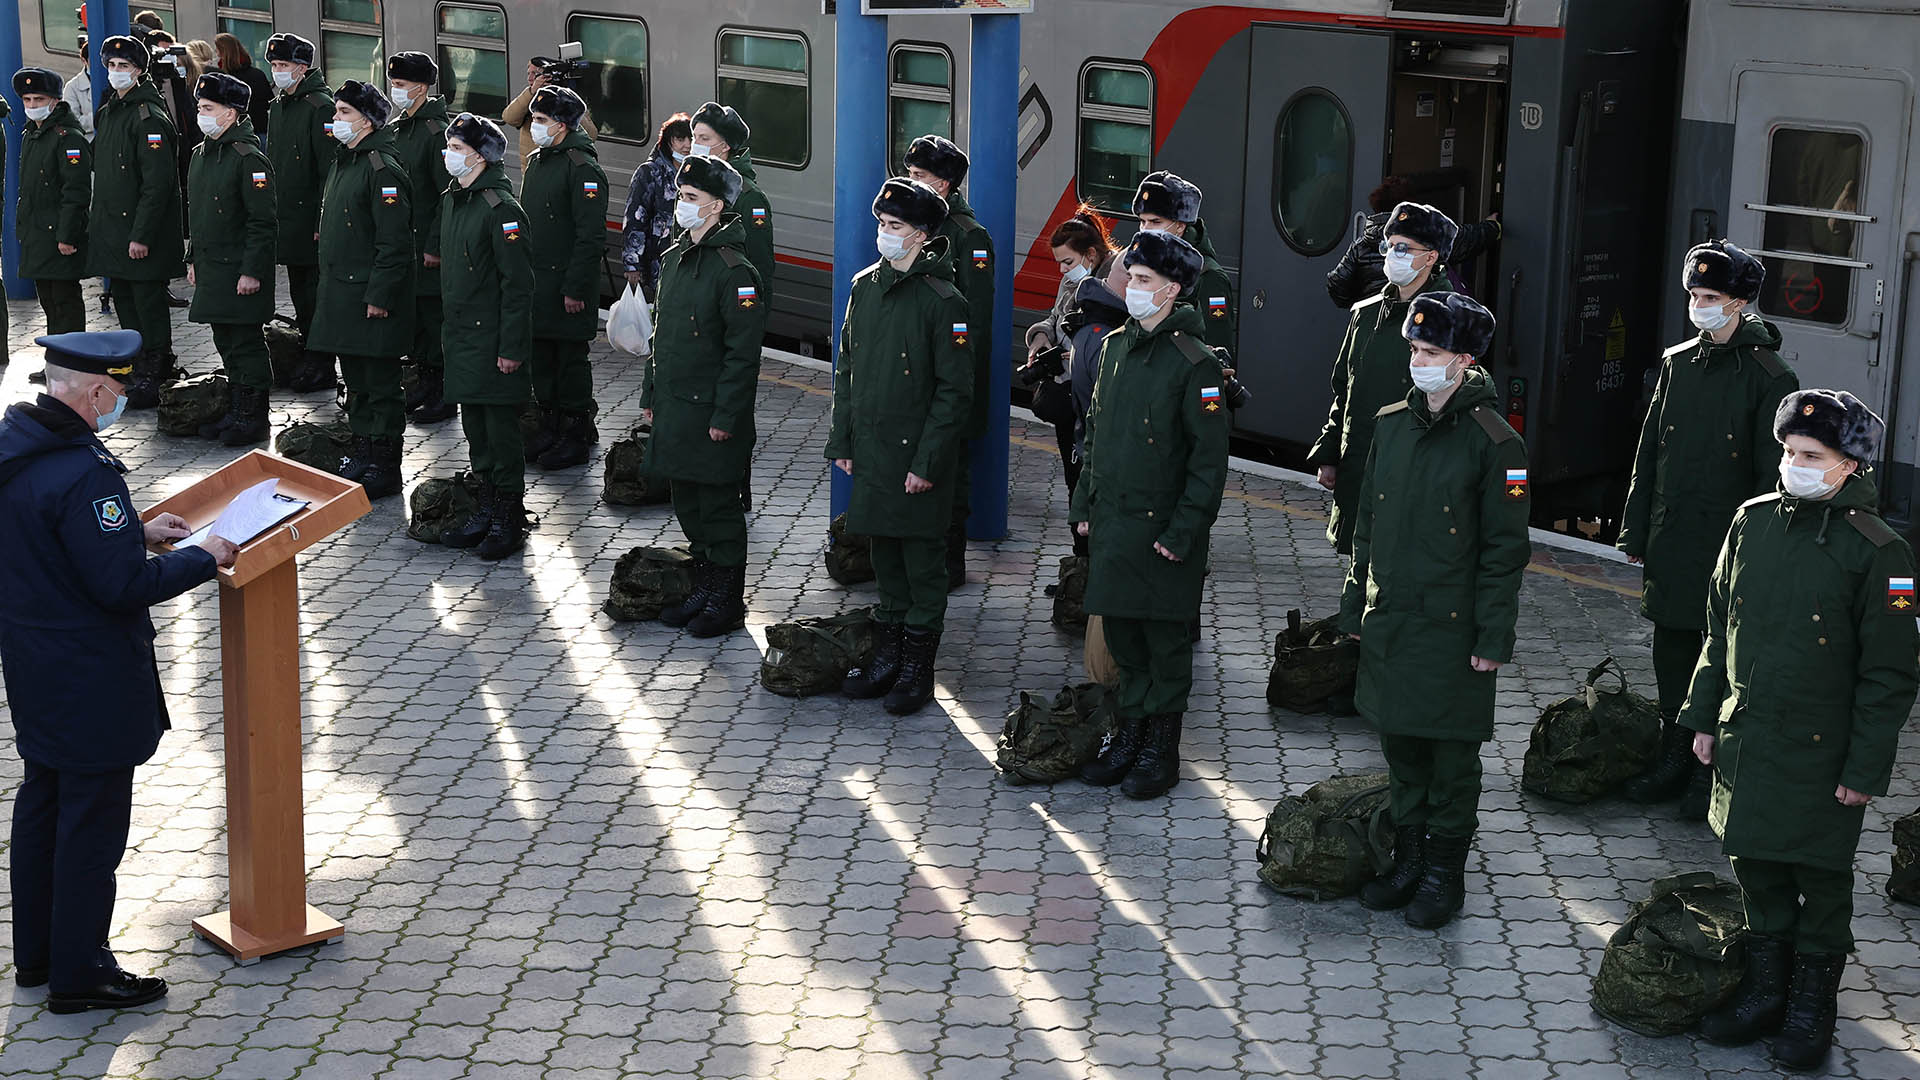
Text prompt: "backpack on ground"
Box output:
[[824, 512, 874, 586], [996, 683, 1113, 785], [760, 610, 877, 697], [1266, 608, 1360, 711], [604, 546, 695, 622], [1522, 658, 1661, 803], [272, 418, 353, 475], [156, 372, 230, 437], [1084, 614, 1119, 687], [1254, 771, 1395, 900], [1591, 871, 1748, 1036], [263, 316, 304, 388], [406, 473, 484, 545], [1889, 810, 1920, 906], [1050, 555, 1089, 634], [602, 424, 671, 506]]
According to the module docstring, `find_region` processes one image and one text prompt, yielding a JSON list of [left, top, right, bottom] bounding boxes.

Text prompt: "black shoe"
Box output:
[[945, 521, 967, 591], [687, 563, 747, 639], [337, 434, 374, 482], [476, 489, 527, 560], [125, 349, 166, 410], [441, 482, 495, 549], [1359, 826, 1428, 911], [843, 622, 905, 698], [359, 437, 404, 499], [535, 410, 594, 470], [221, 385, 271, 446], [197, 400, 240, 441], [883, 627, 940, 715], [47, 970, 167, 1014], [16, 966, 47, 989], [660, 559, 716, 629], [408, 369, 457, 425], [523, 407, 561, 463], [1404, 831, 1472, 929], [288, 352, 337, 394], [1625, 719, 1696, 804], [403, 366, 431, 412], [1701, 934, 1793, 1046], [166, 288, 188, 309], [1082, 713, 1145, 787], [1121, 713, 1182, 799], [1771, 953, 1846, 1072]]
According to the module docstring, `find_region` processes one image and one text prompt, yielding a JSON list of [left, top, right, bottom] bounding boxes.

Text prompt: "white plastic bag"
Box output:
[[606, 283, 653, 356]]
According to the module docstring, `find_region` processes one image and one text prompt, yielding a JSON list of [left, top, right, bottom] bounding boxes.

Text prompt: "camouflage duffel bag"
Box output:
[[1049, 555, 1090, 634], [602, 424, 671, 506], [996, 682, 1113, 786], [824, 512, 874, 586], [1522, 658, 1661, 803], [272, 418, 353, 474], [1889, 810, 1920, 906], [604, 546, 695, 622], [761, 609, 876, 697], [1254, 771, 1395, 900], [1592, 871, 1747, 1037], [264, 316, 304, 388], [1266, 608, 1360, 710], [406, 473, 484, 544], [156, 372, 230, 437]]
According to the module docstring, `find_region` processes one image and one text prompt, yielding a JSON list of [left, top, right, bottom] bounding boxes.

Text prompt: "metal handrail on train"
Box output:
[[1743, 201, 1876, 224], [1742, 248, 1874, 271]]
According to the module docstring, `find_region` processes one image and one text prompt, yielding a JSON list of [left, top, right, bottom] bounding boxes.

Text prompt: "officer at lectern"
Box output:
[[0, 331, 238, 1013]]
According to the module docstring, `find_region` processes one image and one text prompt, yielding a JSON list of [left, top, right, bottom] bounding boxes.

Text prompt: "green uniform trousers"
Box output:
[[211, 323, 272, 391], [951, 447, 973, 532], [461, 403, 525, 496], [109, 279, 171, 355], [1379, 733, 1484, 837], [1104, 616, 1195, 718], [284, 264, 319, 334], [1652, 625, 1706, 719], [340, 355, 404, 438], [1730, 855, 1854, 955], [412, 295, 444, 376], [871, 535, 949, 633], [530, 338, 595, 412], [671, 480, 749, 568], [35, 280, 86, 335]]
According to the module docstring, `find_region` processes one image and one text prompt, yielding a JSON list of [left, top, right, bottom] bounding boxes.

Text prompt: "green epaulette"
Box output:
[[567, 148, 590, 167], [1741, 492, 1783, 509], [1169, 332, 1217, 368], [922, 275, 960, 302], [1843, 506, 1901, 548], [1468, 404, 1518, 444], [481, 188, 502, 208], [716, 247, 748, 270], [1376, 400, 1410, 417], [142, 103, 167, 125], [948, 209, 982, 236], [1662, 337, 1701, 360], [1350, 292, 1387, 314], [1742, 346, 1788, 379]]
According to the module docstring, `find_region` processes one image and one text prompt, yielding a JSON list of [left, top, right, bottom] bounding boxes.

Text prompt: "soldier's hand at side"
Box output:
[[625, 270, 643, 286], [1153, 541, 1182, 563], [143, 512, 191, 544], [1836, 785, 1871, 807], [708, 427, 731, 442], [201, 536, 240, 568], [57, 242, 76, 256], [1627, 555, 1643, 565], [367, 304, 389, 319], [1348, 633, 1360, 641], [497, 357, 520, 374], [834, 458, 854, 476], [1075, 521, 1089, 537], [237, 275, 261, 295], [564, 297, 586, 314], [424, 253, 441, 269], [128, 241, 148, 259], [1693, 732, 1715, 766], [1469, 656, 1501, 672], [904, 472, 932, 494], [1316, 465, 1337, 491], [186, 265, 196, 286], [642, 408, 653, 425]]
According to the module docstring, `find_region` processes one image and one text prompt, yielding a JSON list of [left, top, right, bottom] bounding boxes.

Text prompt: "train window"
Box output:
[[889, 44, 954, 174], [715, 29, 810, 169], [437, 3, 509, 120], [1756, 128, 1865, 326], [321, 0, 383, 86], [40, 0, 81, 54], [1271, 89, 1352, 257], [1077, 61, 1153, 213], [217, 1, 275, 74], [568, 15, 650, 144]]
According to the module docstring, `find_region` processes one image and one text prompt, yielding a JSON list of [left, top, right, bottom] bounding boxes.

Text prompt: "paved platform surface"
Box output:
[[0, 294, 1917, 1079]]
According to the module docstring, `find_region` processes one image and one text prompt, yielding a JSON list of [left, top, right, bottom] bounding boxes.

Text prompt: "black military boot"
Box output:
[[660, 560, 716, 629], [337, 435, 375, 482], [523, 407, 561, 463], [288, 351, 337, 394], [1359, 826, 1428, 911], [125, 349, 166, 410], [441, 482, 495, 549], [883, 628, 940, 715], [536, 411, 594, 470], [197, 394, 242, 441], [409, 369, 457, 425], [1680, 766, 1712, 823], [1121, 713, 1183, 799], [1771, 953, 1846, 1072], [403, 367, 431, 412], [358, 437, 404, 499], [1081, 713, 1145, 787], [476, 488, 527, 560], [220, 386, 271, 446], [687, 563, 747, 639], [1404, 831, 1472, 929], [1624, 719, 1697, 804], [843, 622, 904, 698], [1700, 934, 1794, 1046], [945, 521, 967, 591]]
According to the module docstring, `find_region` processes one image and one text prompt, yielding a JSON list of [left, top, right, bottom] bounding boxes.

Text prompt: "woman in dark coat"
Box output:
[[214, 33, 272, 136], [622, 112, 691, 302]]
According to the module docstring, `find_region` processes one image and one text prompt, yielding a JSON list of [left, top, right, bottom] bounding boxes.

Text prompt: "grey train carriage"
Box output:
[[18, 0, 1690, 523]]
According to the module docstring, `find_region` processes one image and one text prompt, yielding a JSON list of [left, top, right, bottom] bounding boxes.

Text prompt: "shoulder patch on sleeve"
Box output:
[[1744, 345, 1789, 380], [1845, 508, 1902, 549], [92, 494, 130, 533], [1740, 491, 1784, 510], [1375, 399, 1411, 418], [1470, 405, 1519, 444]]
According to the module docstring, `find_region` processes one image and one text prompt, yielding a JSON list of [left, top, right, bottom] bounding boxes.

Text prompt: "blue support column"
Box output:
[[1, 0, 32, 300], [966, 13, 1018, 541], [829, 6, 889, 518]]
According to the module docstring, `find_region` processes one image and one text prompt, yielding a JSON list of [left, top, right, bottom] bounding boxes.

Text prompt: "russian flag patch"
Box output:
[[737, 285, 757, 308], [1505, 468, 1529, 501], [1201, 385, 1222, 413], [951, 322, 969, 346], [751, 207, 768, 225], [1208, 295, 1227, 317], [145, 133, 163, 148], [582, 180, 600, 199], [380, 184, 398, 204], [1889, 576, 1915, 613], [972, 248, 989, 270], [251, 170, 269, 188], [501, 220, 522, 241], [65, 148, 82, 162]]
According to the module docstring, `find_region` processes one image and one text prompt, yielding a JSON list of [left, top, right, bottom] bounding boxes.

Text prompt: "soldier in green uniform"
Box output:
[[689, 102, 774, 303], [904, 135, 994, 589], [1617, 241, 1798, 815], [641, 156, 766, 638], [1132, 172, 1235, 356], [184, 72, 277, 446], [265, 33, 338, 393], [1681, 390, 1916, 1073], [307, 81, 414, 496], [830, 178, 973, 716], [13, 68, 91, 338], [1069, 230, 1231, 801], [386, 51, 456, 426], [89, 36, 185, 409], [520, 85, 608, 471], [1340, 293, 1530, 930], [437, 114, 534, 561]]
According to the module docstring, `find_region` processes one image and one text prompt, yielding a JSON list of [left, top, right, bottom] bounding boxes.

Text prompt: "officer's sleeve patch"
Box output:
[[1504, 468, 1529, 501], [1888, 576, 1915, 613], [501, 220, 522, 242], [1208, 296, 1228, 319], [737, 285, 758, 309], [253, 170, 270, 189], [65, 148, 82, 164], [583, 180, 601, 200], [972, 248, 990, 271], [1200, 385, 1223, 413], [951, 322, 969, 347], [380, 184, 398, 205], [145, 133, 164, 149], [94, 495, 130, 533], [751, 207, 769, 227]]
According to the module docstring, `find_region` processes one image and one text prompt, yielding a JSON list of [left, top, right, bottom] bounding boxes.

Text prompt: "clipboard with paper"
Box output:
[[142, 450, 372, 588]]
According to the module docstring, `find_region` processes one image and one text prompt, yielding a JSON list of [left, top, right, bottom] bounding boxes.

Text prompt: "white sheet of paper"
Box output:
[[182, 478, 309, 550]]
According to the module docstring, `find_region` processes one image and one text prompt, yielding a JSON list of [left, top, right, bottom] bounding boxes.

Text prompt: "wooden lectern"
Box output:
[[142, 450, 370, 961]]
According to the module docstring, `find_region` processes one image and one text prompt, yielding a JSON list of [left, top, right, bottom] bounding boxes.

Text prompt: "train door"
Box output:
[[1730, 69, 1909, 421]]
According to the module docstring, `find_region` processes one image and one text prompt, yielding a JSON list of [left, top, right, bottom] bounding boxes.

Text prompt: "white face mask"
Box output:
[[1384, 249, 1423, 287], [1063, 263, 1091, 286], [389, 85, 412, 109], [671, 150, 688, 163], [689, 142, 714, 158], [1125, 286, 1166, 321], [877, 229, 912, 263], [675, 200, 709, 230], [531, 121, 556, 148], [272, 69, 295, 90], [1690, 300, 1735, 332], [330, 118, 357, 144], [25, 104, 52, 122], [1409, 359, 1458, 394], [1781, 459, 1840, 499], [443, 147, 473, 177], [107, 69, 136, 91], [196, 112, 224, 137]]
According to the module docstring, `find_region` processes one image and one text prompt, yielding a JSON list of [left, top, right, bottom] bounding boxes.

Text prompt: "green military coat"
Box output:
[[440, 164, 534, 405], [1068, 305, 1231, 622], [732, 149, 776, 302], [1185, 217, 1237, 355], [391, 97, 451, 298], [937, 189, 996, 437], [639, 217, 766, 484], [185, 119, 277, 326], [88, 78, 185, 281], [1617, 316, 1798, 629], [307, 127, 414, 359], [1678, 476, 1919, 870], [523, 128, 609, 342], [825, 236, 973, 539], [268, 69, 336, 268], [1339, 372, 1532, 741], [16, 103, 91, 281], [1307, 273, 1454, 553]]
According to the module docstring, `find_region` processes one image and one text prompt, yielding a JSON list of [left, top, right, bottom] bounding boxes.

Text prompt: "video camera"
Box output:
[[1015, 344, 1067, 390], [534, 41, 589, 84]]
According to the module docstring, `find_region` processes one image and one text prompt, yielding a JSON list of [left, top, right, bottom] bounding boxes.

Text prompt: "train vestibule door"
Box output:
[[1235, 24, 1391, 447]]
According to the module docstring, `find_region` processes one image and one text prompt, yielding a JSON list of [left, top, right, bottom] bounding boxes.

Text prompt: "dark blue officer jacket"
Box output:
[[0, 396, 217, 771]]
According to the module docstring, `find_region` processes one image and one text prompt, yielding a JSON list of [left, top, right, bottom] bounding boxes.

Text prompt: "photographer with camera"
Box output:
[[501, 55, 596, 164]]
